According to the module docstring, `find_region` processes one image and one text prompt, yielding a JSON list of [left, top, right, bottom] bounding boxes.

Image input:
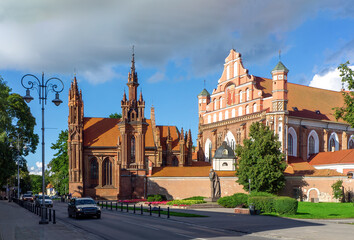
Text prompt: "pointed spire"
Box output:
[[167, 126, 171, 139], [131, 45, 135, 75], [139, 90, 143, 101], [123, 90, 127, 101], [188, 129, 191, 142], [180, 128, 184, 140]]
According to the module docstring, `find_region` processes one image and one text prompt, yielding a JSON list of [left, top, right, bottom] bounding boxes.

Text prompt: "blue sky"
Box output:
[[1, 0, 353, 175]]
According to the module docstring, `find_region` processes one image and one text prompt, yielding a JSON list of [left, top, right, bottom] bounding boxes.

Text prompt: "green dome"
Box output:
[[272, 61, 289, 73], [198, 88, 210, 97]]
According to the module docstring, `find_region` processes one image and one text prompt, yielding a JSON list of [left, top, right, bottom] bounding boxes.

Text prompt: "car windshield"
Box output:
[[76, 199, 96, 205], [38, 196, 51, 199], [23, 194, 32, 197]]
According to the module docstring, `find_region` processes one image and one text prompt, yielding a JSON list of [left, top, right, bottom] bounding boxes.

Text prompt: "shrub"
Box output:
[[273, 197, 298, 215], [147, 194, 166, 202], [248, 196, 275, 213], [331, 180, 344, 201], [249, 192, 276, 197], [183, 196, 205, 200], [166, 199, 206, 206], [217, 193, 249, 208]]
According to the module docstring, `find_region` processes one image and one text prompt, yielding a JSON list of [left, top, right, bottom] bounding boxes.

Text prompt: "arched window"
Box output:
[[233, 62, 238, 77], [246, 105, 249, 114], [222, 162, 228, 166], [131, 136, 135, 163], [349, 136, 354, 149], [225, 110, 229, 119], [90, 157, 98, 187], [224, 131, 236, 150], [328, 132, 339, 151], [288, 134, 293, 156], [208, 115, 211, 124], [102, 158, 112, 186], [309, 136, 315, 155], [213, 114, 216, 122], [220, 97, 223, 108], [205, 139, 212, 162], [239, 90, 243, 103], [253, 103, 257, 113], [232, 109, 236, 118], [219, 112, 222, 121], [226, 65, 230, 79], [238, 107, 242, 116], [308, 130, 319, 157], [246, 88, 250, 100], [214, 99, 217, 110], [288, 127, 297, 157]]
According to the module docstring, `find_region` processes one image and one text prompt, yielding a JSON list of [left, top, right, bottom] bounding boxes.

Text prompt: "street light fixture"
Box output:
[[21, 73, 64, 225]]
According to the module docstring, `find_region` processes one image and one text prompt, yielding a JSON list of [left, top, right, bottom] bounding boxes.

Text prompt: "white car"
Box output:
[[35, 195, 53, 208]]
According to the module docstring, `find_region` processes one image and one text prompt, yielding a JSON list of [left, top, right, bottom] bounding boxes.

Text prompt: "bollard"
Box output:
[[140, 205, 143, 215], [116, 202, 117, 211], [133, 204, 136, 214], [149, 205, 152, 216], [158, 206, 161, 217], [121, 203, 123, 212], [167, 207, 170, 218], [53, 210, 56, 224], [111, 201, 112, 211], [126, 203, 129, 212], [49, 209, 52, 222], [45, 208, 48, 219], [39, 207, 42, 217]]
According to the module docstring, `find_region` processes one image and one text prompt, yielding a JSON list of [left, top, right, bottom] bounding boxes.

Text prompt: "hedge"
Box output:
[[166, 199, 206, 206], [273, 197, 298, 215], [147, 194, 166, 202], [217, 193, 249, 208], [248, 196, 275, 213]]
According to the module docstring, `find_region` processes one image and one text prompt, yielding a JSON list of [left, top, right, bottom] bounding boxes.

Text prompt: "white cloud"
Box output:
[[29, 161, 43, 175], [35, 161, 42, 168], [0, 0, 353, 83], [147, 72, 165, 83], [309, 66, 354, 91]]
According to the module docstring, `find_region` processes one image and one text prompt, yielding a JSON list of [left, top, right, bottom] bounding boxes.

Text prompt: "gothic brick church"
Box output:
[[68, 53, 193, 199]]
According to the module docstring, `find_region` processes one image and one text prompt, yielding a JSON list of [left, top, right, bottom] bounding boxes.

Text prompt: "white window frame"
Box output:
[[328, 132, 339, 151], [288, 127, 297, 157], [307, 130, 319, 158]]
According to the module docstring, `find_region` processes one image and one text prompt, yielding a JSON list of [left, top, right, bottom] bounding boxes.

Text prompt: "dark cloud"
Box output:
[[0, 0, 352, 83]]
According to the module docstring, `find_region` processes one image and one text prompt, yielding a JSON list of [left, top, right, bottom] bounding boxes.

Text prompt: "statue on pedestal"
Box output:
[[209, 169, 221, 201]]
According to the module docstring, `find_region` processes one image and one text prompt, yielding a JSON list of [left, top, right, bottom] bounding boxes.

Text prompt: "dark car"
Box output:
[[68, 198, 101, 219], [22, 194, 34, 202]]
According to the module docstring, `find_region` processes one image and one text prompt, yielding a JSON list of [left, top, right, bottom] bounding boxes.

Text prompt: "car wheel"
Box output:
[[74, 212, 78, 219], [96, 214, 101, 219]]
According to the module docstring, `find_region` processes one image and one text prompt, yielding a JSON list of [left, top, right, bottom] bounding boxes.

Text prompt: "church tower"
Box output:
[[68, 77, 84, 197]]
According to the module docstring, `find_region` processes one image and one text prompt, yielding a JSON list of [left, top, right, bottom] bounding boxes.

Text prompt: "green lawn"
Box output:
[[280, 202, 354, 219]]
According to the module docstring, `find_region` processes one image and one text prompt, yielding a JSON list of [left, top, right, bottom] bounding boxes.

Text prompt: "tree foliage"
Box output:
[[334, 61, 354, 127], [331, 180, 343, 201], [109, 112, 122, 119], [235, 122, 286, 194], [48, 129, 68, 195], [0, 76, 39, 187]]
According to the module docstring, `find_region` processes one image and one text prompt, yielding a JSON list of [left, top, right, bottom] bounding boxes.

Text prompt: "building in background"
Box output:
[[68, 53, 193, 199]]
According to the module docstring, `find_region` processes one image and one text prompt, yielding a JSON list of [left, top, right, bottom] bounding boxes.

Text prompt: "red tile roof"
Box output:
[[309, 149, 354, 165], [285, 157, 345, 176], [255, 77, 346, 123]]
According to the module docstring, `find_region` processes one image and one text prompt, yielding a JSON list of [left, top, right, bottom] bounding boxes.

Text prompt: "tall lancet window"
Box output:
[[103, 158, 112, 186], [131, 136, 136, 163], [309, 136, 315, 155]]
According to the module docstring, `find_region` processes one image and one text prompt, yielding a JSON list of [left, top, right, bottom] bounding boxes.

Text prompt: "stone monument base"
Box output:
[[205, 197, 219, 202]]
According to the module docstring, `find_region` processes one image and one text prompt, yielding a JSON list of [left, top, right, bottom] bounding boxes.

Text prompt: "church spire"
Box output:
[[127, 46, 139, 101]]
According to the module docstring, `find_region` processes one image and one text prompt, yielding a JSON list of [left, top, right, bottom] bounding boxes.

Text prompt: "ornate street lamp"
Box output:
[[21, 73, 64, 224]]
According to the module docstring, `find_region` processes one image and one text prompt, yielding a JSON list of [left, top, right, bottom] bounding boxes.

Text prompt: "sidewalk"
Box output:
[[0, 200, 89, 240]]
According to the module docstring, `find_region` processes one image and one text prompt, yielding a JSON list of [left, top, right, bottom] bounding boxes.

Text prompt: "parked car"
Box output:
[[68, 198, 101, 219], [22, 194, 34, 202], [35, 195, 53, 208]]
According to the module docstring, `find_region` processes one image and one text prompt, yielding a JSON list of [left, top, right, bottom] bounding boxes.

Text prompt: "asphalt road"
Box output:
[[52, 201, 271, 240]]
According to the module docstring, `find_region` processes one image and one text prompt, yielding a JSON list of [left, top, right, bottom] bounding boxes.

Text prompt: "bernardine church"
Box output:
[[69, 49, 354, 202]]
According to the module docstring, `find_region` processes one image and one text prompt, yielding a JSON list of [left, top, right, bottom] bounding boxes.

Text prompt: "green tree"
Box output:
[[334, 61, 354, 127], [48, 130, 68, 195], [29, 175, 43, 194], [331, 180, 344, 202], [235, 122, 286, 194], [0, 76, 39, 187], [109, 112, 122, 119]]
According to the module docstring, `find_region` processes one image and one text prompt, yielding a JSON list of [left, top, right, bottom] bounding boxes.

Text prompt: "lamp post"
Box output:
[[9, 134, 28, 200], [21, 73, 64, 225]]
